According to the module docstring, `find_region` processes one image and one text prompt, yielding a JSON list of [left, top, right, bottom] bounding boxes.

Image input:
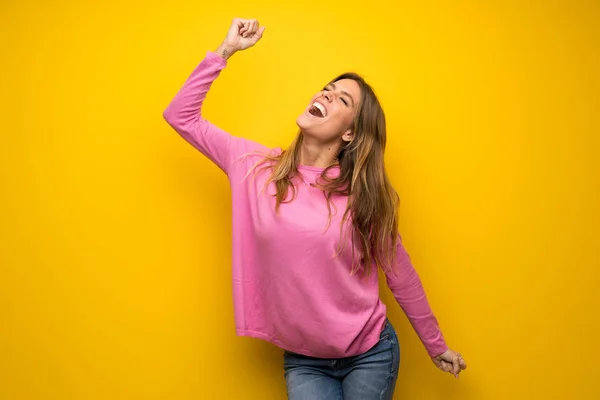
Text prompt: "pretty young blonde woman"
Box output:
[[163, 17, 467, 400]]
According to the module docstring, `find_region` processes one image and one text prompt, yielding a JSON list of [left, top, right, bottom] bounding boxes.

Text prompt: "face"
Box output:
[[296, 79, 361, 145]]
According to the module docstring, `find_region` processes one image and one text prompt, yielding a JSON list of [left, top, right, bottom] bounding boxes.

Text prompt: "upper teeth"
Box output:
[[313, 102, 327, 117]]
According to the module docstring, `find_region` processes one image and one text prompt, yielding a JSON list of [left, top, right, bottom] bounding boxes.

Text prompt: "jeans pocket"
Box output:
[[378, 319, 392, 342]]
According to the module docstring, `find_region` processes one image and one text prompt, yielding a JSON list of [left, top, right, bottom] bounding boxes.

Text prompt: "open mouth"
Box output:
[[308, 101, 327, 118]]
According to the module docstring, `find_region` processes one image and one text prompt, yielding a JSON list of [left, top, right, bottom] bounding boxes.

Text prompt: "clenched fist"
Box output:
[[216, 18, 265, 60], [432, 348, 467, 379]]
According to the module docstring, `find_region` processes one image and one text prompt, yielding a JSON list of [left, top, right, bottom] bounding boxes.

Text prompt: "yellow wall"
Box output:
[[1, 0, 599, 398]]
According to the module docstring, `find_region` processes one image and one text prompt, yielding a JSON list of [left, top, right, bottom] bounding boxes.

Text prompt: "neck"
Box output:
[[299, 135, 341, 168]]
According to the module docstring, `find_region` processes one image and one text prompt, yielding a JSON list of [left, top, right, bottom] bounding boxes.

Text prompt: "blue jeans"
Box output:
[[283, 319, 400, 400]]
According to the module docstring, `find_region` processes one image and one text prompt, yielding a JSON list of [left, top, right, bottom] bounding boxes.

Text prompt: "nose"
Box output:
[[322, 91, 333, 102]]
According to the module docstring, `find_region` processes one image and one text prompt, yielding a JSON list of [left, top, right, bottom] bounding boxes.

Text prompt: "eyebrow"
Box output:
[[327, 83, 355, 107]]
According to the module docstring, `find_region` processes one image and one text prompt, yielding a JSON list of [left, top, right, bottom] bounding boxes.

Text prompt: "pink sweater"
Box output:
[[163, 51, 448, 359]]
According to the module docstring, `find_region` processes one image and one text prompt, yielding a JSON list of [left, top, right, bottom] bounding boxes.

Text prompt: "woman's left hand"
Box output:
[[431, 349, 467, 378]]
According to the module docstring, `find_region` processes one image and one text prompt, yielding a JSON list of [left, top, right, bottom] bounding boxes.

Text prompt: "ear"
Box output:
[[341, 128, 353, 143]]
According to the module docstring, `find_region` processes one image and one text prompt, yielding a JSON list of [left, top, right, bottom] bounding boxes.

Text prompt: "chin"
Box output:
[[296, 112, 337, 142], [296, 112, 311, 130]]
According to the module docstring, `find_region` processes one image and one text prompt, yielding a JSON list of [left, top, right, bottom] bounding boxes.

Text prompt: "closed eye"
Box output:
[[323, 86, 349, 106]]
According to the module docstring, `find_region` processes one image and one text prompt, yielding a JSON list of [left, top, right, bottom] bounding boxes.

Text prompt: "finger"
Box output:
[[459, 355, 467, 370], [452, 356, 460, 378], [234, 18, 245, 33], [245, 20, 256, 37], [436, 360, 445, 370], [241, 20, 251, 36], [440, 360, 451, 374], [249, 19, 258, 37], [254, 26, 266, 41], [441, 361, 452, 373], [240, 21, 249, 37]]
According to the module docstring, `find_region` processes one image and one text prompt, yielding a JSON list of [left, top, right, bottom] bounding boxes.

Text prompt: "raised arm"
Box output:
[[162, 18, 266, 174]]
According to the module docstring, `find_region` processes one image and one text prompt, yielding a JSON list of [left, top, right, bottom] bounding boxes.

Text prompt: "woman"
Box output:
[[163, 17, 467, 400]]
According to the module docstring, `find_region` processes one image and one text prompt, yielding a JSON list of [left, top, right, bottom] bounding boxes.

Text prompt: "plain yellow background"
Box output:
[[1, 0, 599, 398]]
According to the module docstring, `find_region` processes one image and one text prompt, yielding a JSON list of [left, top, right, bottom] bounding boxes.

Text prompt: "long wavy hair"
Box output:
[[250, 73, 400, 276]]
